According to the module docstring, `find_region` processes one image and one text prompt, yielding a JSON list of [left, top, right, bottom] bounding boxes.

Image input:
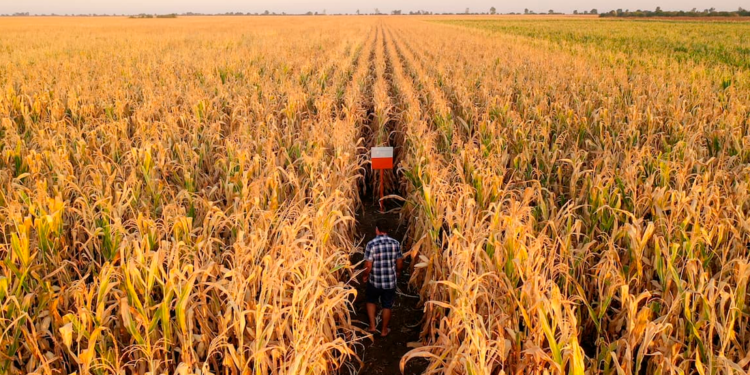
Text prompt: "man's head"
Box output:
[[375, 218, 388, 236]]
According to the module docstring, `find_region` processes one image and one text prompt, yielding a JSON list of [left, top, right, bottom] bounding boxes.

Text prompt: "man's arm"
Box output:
[[363, 242, 374, 283], [396, 241, 404, 277], [363, 260, 373, 283]]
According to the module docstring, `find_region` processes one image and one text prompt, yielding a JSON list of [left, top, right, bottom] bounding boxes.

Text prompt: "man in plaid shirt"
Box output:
[[362, 218, 403, 337]]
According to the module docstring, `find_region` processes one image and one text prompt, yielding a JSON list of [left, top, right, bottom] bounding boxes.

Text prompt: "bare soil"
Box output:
[[346, 198, 428, 375]]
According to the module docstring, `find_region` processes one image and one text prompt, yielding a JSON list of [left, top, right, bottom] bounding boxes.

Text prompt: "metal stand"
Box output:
[[379, 169, 385, 213]]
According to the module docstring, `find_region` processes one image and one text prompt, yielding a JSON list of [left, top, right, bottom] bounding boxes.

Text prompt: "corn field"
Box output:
[[1, 16, 749, 375]]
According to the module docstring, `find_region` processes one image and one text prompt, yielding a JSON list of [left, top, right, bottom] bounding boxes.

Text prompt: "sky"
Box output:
[[1, 0, 746, 15]]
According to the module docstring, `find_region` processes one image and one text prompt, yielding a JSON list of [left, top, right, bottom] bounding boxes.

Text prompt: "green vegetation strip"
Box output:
[[435, 19, 750, 69]]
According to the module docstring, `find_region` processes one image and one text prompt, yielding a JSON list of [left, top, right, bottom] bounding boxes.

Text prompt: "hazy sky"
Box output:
[[2, 0, 746, 15]]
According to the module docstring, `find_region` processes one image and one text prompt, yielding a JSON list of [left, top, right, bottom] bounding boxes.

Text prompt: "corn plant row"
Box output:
[[388, 18, 750, 374], [0, 17, 377, 375]]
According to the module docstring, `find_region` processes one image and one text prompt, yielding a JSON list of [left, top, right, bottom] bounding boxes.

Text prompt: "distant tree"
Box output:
[[374, 8, 380, 14], [392, 10, 402, 15], [524, 8, 529, 14], [573, 10, 578, 14], [356, 9, 360, 15], [465, 7, 470, 14], [263, 10, 269, 15], [590, 8, 598, 14], [548, 9, 554, 14], [490, 7, 496, 14]]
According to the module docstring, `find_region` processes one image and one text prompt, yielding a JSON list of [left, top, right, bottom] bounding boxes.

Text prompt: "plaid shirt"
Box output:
[[364, 235, 402, 289]]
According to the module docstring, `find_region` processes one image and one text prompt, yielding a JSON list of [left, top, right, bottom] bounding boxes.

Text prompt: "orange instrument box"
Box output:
[[371, 147, 394, 169]]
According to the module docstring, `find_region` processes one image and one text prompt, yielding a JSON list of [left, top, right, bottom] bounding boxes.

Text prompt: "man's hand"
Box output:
[[363, 260, 373, 284]]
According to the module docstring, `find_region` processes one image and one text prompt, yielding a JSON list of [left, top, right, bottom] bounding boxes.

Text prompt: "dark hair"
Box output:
[[374, 218, 388, 233]]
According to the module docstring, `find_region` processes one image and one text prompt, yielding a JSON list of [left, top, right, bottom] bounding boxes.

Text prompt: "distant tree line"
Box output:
[[572, 9, 599, 15], [0, 8, 564, 17], [1, 12, 121, 17], [522, 8, 569, 15], [600, 7, 750, 18], [128, 13, 178, 18], [7, 7, 749, 17]]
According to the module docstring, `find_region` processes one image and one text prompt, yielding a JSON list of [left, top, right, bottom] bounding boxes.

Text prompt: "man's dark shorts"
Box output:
[[366, 283, 396, 309]]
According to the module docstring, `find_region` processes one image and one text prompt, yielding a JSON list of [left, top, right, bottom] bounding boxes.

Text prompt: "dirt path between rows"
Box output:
[[347, 198, 428, 375], [342, 23, 428, 375]]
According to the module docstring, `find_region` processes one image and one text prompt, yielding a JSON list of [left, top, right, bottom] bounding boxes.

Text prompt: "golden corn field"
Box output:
[[1, 15, 750, 375]]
